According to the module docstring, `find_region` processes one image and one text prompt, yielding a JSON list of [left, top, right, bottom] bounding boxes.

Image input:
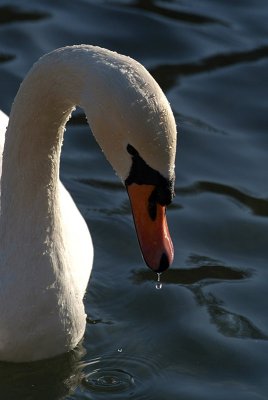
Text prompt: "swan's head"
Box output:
[[81, 47, 177, 272]]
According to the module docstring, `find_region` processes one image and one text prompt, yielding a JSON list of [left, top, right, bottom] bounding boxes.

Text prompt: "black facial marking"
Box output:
[[148, 188, 158, 221], [125, 144, 175, 218], [159, 253, 170, 272]]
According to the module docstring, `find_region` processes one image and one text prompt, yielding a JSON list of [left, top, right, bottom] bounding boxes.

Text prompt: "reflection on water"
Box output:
[[0, 53, 15, 63], [133, 260, 250, 285], [192, 286, 268, 340], [0, 344, 85, 399], [178, 181, 268, 217], [0, 5, 50, 25], [1, 0, 268, 398], [132, 255, 267, 341], [117, 0, 225, 25], [151, 44, 268, 91]]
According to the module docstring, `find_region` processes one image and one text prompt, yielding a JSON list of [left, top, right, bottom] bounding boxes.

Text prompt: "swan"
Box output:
[[0, 45, 177, 362]]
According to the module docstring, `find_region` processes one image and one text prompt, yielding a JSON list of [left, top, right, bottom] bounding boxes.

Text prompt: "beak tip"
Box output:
[[147, 252, 173, 273], [158, 252, 171, 272]]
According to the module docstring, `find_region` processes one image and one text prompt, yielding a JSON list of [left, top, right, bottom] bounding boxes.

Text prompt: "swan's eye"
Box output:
[[124, 142, 175, 272], [125, 144, 175, 208], [126, 144, 138, 156]]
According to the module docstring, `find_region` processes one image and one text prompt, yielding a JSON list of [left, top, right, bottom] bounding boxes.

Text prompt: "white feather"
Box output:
[[0, 45, 176, 362]]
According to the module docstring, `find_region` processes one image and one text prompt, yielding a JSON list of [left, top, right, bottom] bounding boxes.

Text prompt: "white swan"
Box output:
[[0, 45, 177, 362]]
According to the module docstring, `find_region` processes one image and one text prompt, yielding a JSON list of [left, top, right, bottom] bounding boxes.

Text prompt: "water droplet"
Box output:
[[155, 273, 162, 290]]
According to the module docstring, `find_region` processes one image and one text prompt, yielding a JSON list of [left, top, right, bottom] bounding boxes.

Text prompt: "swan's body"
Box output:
[[0, 110, 7, 167], [0, 45, 176, 362]]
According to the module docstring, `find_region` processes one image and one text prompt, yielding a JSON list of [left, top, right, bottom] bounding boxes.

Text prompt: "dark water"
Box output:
[[1, 0, 268, 398]]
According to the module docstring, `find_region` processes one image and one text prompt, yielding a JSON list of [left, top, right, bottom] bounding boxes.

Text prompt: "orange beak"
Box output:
[[127, 183, 174, 272]]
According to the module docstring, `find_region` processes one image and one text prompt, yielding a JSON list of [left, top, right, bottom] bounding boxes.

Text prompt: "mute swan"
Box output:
[[0, 45, 177, 362]]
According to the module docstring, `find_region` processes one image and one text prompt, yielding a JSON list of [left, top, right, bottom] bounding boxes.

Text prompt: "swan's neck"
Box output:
[[1, 45, 135, 223], [0, 50, 95, 360], [0, 44, 176, 257], [2, 64, 79, 204], [0, 50, 84, 259]]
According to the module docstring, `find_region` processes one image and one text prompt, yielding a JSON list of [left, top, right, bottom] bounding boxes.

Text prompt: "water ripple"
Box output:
[[192, 286, 268, 340], [82, 353, 162, 397], [0, 53, 15, 63], [83, 368, 134, 392], [178, 181, 268, 217], [151, 44, 268, 90], [111, 0, 228, 26], [77, 178, 123, 191], [133, 264, 250, 285], [0, 5, 50, 25]]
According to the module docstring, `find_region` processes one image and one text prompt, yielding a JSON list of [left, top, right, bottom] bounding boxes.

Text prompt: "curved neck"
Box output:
[[0, 45, 176, 240], [0, 52, 86, 248], [2, 68, 78, 199], [1, 45, 133, 213]]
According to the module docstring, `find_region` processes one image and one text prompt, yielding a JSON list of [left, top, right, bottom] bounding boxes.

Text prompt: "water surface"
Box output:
[[0, 0, 268, 398]]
